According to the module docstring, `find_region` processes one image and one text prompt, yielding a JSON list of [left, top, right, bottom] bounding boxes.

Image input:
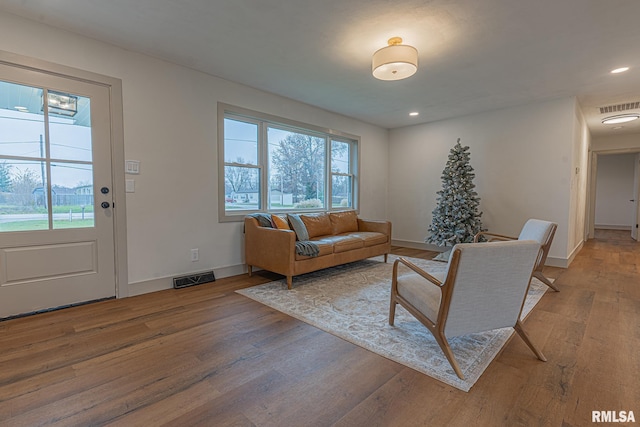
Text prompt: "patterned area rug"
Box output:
[[236, 255, 548, 392]]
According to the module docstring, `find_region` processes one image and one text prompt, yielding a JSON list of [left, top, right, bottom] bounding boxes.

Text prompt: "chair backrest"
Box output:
[[442, 240, 540, 337], [517, 219, 557, 268], [518, 219, 556, 246]]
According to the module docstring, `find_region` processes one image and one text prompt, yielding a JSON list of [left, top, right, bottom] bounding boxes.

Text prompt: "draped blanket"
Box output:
[[247, 213, 320, 257], [295, 241, 320, 257]]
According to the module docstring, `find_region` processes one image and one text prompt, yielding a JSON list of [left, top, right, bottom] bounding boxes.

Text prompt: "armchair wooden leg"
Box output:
[[533, 271, 559, 292], [514, 320, 547, 362], [389, 296, 397, 326], [434, 331, 465, 380], [247, 265, 253, 277]]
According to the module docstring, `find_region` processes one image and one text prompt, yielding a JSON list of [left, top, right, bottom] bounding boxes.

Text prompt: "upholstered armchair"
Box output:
[[389, 240, 547, 379], [474, 219, 558, 291]]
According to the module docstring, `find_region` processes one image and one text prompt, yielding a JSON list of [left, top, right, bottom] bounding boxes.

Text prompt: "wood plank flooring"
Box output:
[[1, 230, 638, 426]]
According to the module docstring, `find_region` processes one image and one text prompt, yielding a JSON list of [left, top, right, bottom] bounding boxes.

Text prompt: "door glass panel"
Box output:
[[0, 81, 45, 158], [0, 80, 95, 232], [49, 93, 92, 162], [51, 162, 94, 229], [0, 159, 48, 232]]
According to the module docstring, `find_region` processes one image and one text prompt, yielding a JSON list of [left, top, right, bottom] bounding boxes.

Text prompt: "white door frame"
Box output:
[[0, 50, 129, 299], [587, 148, 640, 240]]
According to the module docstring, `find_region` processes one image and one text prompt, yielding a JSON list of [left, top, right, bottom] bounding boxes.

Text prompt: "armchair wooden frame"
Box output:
[[389, 251, 547, 380], [474, 222, 559, 292]]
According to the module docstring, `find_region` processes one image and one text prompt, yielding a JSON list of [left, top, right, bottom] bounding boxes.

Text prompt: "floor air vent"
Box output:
[[173, 271, 216, 289]]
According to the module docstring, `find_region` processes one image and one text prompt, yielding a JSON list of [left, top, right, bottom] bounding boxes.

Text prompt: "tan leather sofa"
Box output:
[[245, 210, 392, 289]]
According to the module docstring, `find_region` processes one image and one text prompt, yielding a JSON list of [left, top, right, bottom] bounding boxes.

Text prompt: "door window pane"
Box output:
[[51, 162, 94, 229], [0, 159, 48, 232], [49, 93, 92, 162], [0, 80, 95, 232], [0, 81, 45, 158]]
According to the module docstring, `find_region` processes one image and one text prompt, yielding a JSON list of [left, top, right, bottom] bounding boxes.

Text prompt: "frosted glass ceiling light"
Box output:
[[372, 37, 418, 81], [601, 113, 639, 124]]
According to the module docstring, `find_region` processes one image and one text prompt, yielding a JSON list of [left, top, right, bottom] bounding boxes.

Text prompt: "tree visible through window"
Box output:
[[220, 106, 358, 220]]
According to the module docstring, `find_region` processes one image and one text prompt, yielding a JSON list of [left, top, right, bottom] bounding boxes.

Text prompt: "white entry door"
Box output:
[[0, 63, 116, 318]]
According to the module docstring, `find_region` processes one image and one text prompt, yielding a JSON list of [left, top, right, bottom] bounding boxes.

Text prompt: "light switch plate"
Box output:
[[125, 179, 135, 193], [125, 160, 140, 174]]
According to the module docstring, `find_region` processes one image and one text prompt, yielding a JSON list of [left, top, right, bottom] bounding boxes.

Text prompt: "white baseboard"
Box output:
[[128, 263, 248, 297], [595, 224, 632, 231]]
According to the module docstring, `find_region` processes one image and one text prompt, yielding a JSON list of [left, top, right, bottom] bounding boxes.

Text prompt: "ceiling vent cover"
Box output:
[[599, 102, 640, 114]]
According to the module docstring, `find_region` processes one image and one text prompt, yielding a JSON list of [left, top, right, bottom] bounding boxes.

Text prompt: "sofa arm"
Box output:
[[357, 218, 391, 237], [244, 217, 296, 272]]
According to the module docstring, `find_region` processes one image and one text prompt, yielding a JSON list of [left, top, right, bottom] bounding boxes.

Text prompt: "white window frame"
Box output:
[[218, 103, 360, 222]]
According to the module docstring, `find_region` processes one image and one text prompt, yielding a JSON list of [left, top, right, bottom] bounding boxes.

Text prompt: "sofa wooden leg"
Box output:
[[384, 253, 388, 263], [287, 276, 293, 289], [247, 265, 252, 277]]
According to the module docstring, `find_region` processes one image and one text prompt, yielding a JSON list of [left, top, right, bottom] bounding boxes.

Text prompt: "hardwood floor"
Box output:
[[1, 230, 638, 426]]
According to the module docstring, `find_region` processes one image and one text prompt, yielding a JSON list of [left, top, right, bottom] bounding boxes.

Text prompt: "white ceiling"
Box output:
[[2, 0, 640, 136]]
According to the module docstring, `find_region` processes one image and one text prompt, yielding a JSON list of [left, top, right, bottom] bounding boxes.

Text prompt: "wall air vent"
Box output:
[[599, 102, 640, 114], [173, 271, 216, 289]]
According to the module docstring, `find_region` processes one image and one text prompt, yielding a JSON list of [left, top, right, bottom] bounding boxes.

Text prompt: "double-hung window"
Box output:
[[218, 104, 359, 221]]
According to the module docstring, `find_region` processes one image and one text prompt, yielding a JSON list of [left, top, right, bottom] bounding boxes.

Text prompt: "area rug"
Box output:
[[236, 255, 548, 392]]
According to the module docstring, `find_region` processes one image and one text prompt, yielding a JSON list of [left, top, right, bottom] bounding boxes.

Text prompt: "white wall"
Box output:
[[0, 12, 390, 294], [592, 133, 640, 152], [595, 154, 636, 229], [388, 97, 580, 265]]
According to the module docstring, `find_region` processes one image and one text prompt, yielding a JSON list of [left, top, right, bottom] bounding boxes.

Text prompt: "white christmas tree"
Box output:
[[426, 138, 485, 247]]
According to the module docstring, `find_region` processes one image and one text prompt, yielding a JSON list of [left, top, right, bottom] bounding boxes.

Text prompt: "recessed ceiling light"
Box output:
[[409, 112, 419, 116], [611, 67, 630, 74], [601, 113, 639, 124]]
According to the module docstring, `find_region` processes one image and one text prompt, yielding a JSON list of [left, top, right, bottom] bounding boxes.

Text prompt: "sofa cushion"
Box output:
[[300, 213, 332, 239], [287, 214, 309, 241], [271, 214, 290, 230], [330, 210, 358, 235], [313, 235, 364, 253], [345, 231, 388, 247]]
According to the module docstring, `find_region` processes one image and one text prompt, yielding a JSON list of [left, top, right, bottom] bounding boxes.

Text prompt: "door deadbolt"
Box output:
[[101, 187, 110, 194], [101, 202, 110, 209]]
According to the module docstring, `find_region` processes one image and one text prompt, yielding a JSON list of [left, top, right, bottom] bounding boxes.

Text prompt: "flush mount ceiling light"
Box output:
[[601, 113, 640, 124], [372, 37, 418, 81], [611, 67, 630, 74]]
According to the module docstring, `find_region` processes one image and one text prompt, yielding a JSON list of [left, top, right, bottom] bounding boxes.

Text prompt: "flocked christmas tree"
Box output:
[[426, 138, 485, 247]]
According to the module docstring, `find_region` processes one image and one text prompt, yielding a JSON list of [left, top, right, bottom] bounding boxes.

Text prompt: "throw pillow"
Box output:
[[271, 214, 291, 230], [300, 213, 332, 238], [287, 214, 309, 241], [330, 210, 358, 234]]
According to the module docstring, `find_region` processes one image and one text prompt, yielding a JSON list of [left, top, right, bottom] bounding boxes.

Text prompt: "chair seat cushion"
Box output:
[[396, 273, 442, 322]]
